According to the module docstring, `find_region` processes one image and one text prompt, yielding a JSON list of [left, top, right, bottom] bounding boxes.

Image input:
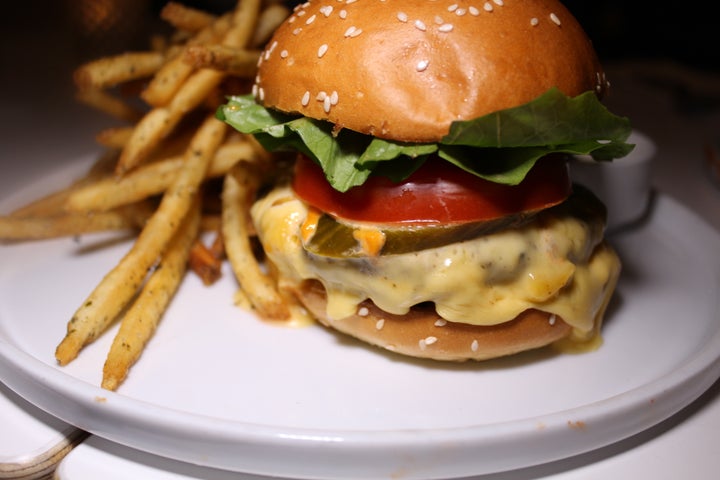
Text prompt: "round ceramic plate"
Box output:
[[1, 156, 720, 480]]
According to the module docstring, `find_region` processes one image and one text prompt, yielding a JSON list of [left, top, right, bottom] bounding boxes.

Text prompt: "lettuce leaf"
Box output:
[[217, 88, 633, 192]]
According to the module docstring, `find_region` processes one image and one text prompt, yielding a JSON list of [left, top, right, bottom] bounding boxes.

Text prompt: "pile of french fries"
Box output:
[[0, 0, 305, 391]]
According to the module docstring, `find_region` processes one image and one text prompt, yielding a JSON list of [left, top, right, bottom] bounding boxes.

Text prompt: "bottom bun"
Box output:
[[294, 280, 572, 361]]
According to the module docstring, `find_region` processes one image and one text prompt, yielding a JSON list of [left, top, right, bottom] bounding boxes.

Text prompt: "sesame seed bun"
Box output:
[[256, 0, 607, 142], [295, 280, 573, 361]]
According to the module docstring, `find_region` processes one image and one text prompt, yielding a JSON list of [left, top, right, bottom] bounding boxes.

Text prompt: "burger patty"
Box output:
[[251, 184, 621, 342]]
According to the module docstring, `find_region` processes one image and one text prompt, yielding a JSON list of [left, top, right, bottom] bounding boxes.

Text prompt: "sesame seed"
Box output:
[[455, 7, 467, 15], [484, 2, 493, 12], [438, 23, 453, 32], [316, 91, 327, 101], [530, 17, 539, 26], [493, 0, 504, 5], [416, 59, 429, 71], [419, 337, 437, 350], [296, 10, 306, 17], [448, 3, 458, 12], [397, 11, 408, 22], [301, 91, 310, 106], [469, 6, 480, 15], [318, 44, 328, 57], [346, 0, 357, 4], [323, 96, 331, 113], [357, 306, 369, 316], [288, 15, 296, 23], [344, 25, 362, 37], [434, 15, 444, 24], [414, 19, 427, 31], [319, 5, 333, 17], [471, 339, 479, 352], [305, 14, 316, 25], [375, 319, 385, 330], [280, 49, 288, 58], [550, 12, 561, 25], [548, 314, 557, 326], [339, 9, 347, 18], [434, 319, 447, 327], [251, 83, 258, 97], [330, 90, 339, 105], [263, 40, 277, 61], [293, 27, 302, 35], [257, 87, 265, 101]]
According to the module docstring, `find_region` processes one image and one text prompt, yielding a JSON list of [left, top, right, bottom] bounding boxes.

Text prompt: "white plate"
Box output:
[[1, 156, 720, 480]]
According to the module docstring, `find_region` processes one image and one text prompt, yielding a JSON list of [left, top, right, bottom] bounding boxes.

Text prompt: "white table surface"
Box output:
[[1, 5, 720, 478]]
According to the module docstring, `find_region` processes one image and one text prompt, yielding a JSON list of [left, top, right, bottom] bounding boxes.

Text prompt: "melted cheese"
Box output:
[[251, 185, 620, 342]]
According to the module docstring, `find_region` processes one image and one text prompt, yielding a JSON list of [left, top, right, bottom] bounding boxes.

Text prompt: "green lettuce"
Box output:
[[216, 88, 634, 192]]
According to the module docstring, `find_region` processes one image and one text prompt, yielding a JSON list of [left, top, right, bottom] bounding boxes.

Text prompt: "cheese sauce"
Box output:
[[251, 185, 620, 342]]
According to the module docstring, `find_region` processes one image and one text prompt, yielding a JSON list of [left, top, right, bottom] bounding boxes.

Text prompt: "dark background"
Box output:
[[1, 1, 718, 71]]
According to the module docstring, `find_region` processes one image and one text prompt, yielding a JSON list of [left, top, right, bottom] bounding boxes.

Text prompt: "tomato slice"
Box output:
[[292, 154, 571, 224]]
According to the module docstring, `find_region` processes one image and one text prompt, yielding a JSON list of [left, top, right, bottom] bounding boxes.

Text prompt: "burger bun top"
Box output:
[[255, 0, 607, 142]]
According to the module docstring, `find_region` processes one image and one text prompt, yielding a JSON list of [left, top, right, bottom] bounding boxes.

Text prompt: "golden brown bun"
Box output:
[[256, 0, 607, 142], [295, 281, 572, 361]]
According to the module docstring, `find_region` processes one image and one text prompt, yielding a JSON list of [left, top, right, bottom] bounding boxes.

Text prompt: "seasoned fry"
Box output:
[[223, 0, 262, 48], [74, 52, 165, 90], [251, 3, 290, 47], [101, 197, 201, 391], [118, 0, 261, 174], [141, 13, 234, 107], [75, 88, 144, 123], [188, 237, 223, 286], [160, 2, 216, 32], [116, 108, 172, 174], [96, 126, 135, 149], [222, 163, 290, 320], [55, 115, 227, 365], [0, 206, 148, 241], [0, 0, 308, 390], [67, 140, 260, 213], [184, 45, 261, 77]]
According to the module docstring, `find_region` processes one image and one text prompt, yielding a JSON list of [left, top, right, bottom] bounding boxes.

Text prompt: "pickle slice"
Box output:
[[301, 185, 606, 259], [303, 211, 537, 258]]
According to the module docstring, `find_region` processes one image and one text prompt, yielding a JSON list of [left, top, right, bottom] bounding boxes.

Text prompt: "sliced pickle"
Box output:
[[303, 211, 538, 258], [302, 185, 606, 259]]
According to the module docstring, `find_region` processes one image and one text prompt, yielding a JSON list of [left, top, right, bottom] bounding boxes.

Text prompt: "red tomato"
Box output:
[[292, 154, 571, 224]]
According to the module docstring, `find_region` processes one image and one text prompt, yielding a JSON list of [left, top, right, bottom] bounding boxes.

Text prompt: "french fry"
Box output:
[[0, 206, 149, 241], [251, 3, 290, 47], [95, 127, 134, 149], [74, 52, 166, 91], [75, 88, 144, 123], [183, 45, 261, 77], [101, 197, 201, 391], [141, 13, 234, 107], [223, 0, 262, 48], [55, 115, 227, 365], [67, 140, 260, 213], [222, 163, 290, 320], [188, 237, 223, 286], [160, 2, 217, 32], [118, 0, 261, 174], [116, 108, 172, 174]]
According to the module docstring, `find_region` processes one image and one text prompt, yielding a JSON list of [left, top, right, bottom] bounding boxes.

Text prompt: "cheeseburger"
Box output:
[[217, 0, 633, 361]]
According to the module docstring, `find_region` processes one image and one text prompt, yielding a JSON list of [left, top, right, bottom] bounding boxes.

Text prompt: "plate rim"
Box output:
[[2, 182, 720, 479]]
